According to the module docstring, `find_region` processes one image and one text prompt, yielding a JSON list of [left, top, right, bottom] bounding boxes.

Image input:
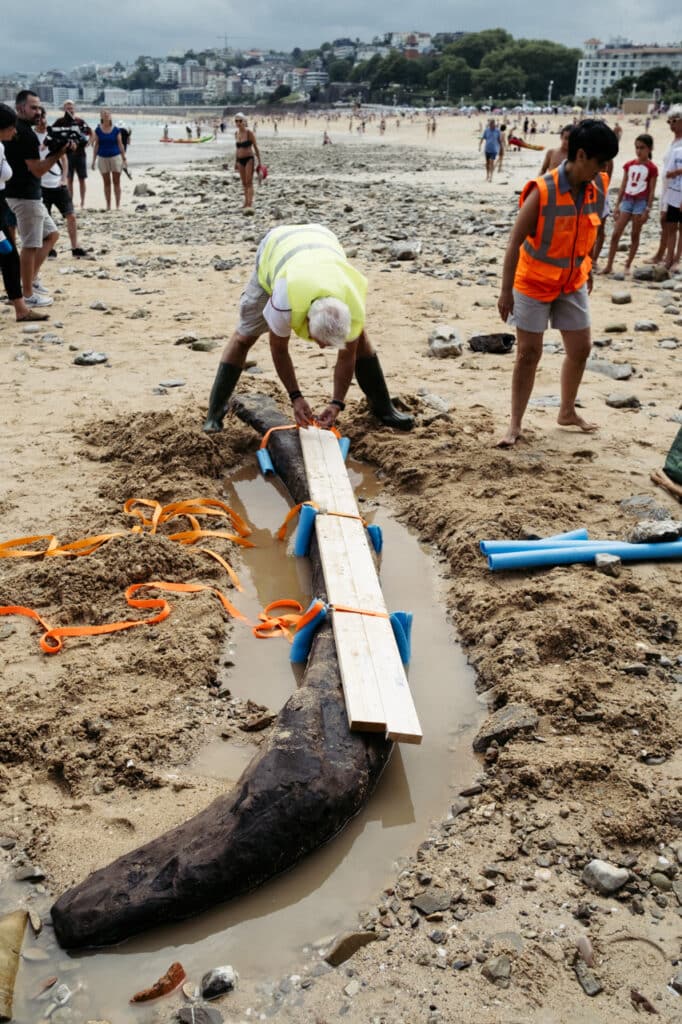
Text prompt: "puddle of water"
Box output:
[[7, 457, 482, 1022]]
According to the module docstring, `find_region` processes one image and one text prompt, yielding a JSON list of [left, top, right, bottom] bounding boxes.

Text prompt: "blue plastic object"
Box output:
[[390, 611, 413, 664], [366, 523, 383, 554], [338, 436, 351, 461], [293, 502, 318, 557], [290, 601, 328, 663], [480, 528, 589, 555], [487, 539, 682, 572], [256, 448, 275, 476]]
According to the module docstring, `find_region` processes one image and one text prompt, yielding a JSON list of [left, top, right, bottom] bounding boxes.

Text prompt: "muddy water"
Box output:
[[10, 458, 482, 1022]]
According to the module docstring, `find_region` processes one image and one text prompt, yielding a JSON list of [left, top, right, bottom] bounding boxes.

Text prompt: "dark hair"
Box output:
[[560, 124, 572, 136], [636, 133, 653, 154], [15, 89, 38, 106], [567, 119, 619, 161], [0, 103, 17, 130]]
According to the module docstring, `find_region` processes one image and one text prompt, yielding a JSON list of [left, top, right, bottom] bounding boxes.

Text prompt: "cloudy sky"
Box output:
[[1, 0, 680, 73]]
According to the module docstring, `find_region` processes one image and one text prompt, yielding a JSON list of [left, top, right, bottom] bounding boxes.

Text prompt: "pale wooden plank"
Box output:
[[331, 612, 386, 732], [315, 516, 386, 613], [297, 425, 422, 744]]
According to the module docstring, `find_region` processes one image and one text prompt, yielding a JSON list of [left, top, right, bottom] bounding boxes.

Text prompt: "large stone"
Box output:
[[595, 553, 621, 577], [177, 1007, 223, 1024], [611, 291, 632, 305], [411, 890, 453, 916], [472, 704, 539, 752], [481, 955, 511, 988], [634, 320, 658, 332], [574, 960, 603, 996], [605, 394, 640, 409], [428, 326, 463, 358], [390, 240, 422, 260], [200, 966, 237, 1000], [582, 858, 629, 895], [587, 358, 633, 381], [628, 519, 682, 544]]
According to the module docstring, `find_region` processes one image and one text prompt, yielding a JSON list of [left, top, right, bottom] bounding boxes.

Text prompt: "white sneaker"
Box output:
[[32, 279, 50, 294], [25, 293, 53, 307]]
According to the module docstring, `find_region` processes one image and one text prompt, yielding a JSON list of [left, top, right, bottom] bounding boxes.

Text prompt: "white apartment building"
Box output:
[[575, 38, 682, 98], [104, 87, 133, 106], [158, 62, 180, 84]]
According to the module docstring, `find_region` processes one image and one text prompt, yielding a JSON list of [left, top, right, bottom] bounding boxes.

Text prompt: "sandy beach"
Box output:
[[1, 111, 681, 1023]]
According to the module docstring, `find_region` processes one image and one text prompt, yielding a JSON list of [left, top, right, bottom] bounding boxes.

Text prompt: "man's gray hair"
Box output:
[[668, 104, 682, 119], [308, 297, 351, 348]]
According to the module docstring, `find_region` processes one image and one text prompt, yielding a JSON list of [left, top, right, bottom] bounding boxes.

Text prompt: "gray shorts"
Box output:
[[511, 285, 590, 333], [236, 267, 269, 337], [6, 198, 58, 248]]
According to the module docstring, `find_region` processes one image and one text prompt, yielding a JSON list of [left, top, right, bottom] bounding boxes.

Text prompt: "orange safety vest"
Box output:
[[514, 168, 608, 302]]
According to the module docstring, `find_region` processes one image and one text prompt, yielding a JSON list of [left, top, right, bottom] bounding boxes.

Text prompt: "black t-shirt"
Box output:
[[4, 119, 41, 200]]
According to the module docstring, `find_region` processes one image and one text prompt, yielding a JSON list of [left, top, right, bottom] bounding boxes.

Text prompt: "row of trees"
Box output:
[[321, 30, 582, 104]]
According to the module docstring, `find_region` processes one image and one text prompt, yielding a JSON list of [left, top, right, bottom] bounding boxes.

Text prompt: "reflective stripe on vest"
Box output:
[[521, 171, 602, 270]]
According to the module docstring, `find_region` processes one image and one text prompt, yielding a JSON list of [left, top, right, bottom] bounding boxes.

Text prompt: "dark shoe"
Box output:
[[48, 249, 57, 259], [355, 354, 414, 431], [71, 247, 88, 258], [17, 310, 50, 322], [202, 362, 242, 433]]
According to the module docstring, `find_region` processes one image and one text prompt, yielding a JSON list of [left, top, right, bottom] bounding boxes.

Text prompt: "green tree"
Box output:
[[637, 65, 677, 94], [427, 56, 471, 98], [328, 58, 353, 82], [447, 29, 513, 69], [271, 84, 292, 102]]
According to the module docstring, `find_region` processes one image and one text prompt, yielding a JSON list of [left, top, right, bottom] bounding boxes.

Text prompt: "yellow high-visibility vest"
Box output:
[[257, 224, 367, 341]]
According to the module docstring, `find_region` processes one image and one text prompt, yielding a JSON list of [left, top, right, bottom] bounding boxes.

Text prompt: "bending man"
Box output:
[[203, 223, 413, 433]]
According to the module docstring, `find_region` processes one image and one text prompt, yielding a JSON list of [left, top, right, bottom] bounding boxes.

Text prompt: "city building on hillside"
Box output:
[[104, 87, 133, 106], [355, 45, 390, 64], [576, 38, 682, 98], [332, 39, 356, 59], [386, 31, 432, 54], [158, 62, 180, 84], [305, 69, 329, 88]]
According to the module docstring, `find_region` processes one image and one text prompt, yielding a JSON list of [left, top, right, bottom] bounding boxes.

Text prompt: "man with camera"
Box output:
[[53, 100, 91, 208], [35, 108, 89, 259], [3, 90, 74, 308]]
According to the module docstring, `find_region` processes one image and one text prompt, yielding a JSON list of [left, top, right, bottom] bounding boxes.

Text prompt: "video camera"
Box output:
[[44, 125, 89, 153]]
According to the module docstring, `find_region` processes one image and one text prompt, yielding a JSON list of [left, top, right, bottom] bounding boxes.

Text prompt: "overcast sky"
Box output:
[[1, 0, 680, 74]]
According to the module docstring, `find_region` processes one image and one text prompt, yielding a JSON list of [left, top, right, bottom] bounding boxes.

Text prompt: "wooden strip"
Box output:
[[298, 426, 422, 744]]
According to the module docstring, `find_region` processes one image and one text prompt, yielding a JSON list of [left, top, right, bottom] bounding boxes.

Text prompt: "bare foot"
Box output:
[[599, 266, 613, 275], [557, 412, 598, 432], [496, 428, 522, 448]]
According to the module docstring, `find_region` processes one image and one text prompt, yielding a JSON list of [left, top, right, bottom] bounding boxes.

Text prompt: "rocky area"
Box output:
[[0, 126, 681, 1023]]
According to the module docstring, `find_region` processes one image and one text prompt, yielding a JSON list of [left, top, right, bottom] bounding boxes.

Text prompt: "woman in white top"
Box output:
[[0, 103, 49, 321]]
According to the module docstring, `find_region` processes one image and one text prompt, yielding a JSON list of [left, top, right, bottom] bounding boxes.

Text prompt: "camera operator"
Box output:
[[34, 108, 89, 259], [3, 90, 74, 308], [52, 99, 91, 208]]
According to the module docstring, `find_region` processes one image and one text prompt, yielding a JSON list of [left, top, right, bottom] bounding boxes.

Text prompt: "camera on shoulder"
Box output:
[[45, 125, 89, 152]]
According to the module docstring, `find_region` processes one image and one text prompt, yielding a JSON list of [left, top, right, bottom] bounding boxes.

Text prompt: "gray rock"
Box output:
[[604, 322, 628, 333], [611, 291, 632, 305], [468, 333, 514, 354], [582, 858, 629, 895], [595, 553, 621, 577], [671, 970, 682, 995], [649, 871, 674, 891], [177, 1007, 223, 1024], [74, 351, 108, 366], [574, 960, 603, 996], [411, 891, 452, 916], [634, 320, 658, 332], [472, 703, 538, 752], [481, 955, 511, 988], [605, 394, 640, 409], [587, 358, 633, 380], [619, 495, 672, 521], [428, 325, 462, 358], [200, 966, 237, 1000], [390, 240, 422, 260], [628, 519, 682, 544], [133, 183, 155, 197], [659, 338, 680, 349], [632, 265, 669, 282], [89, 300, 108, 311], [323, 930, 378, 966]]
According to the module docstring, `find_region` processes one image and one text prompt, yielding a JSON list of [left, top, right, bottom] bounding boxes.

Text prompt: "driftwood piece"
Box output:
[[51, 395, 393, 949]]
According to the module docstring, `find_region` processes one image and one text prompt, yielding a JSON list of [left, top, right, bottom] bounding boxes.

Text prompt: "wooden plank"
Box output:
[[297, 425, 422, 744]]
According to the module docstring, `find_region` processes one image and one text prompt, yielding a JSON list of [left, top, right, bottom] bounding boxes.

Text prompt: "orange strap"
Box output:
[[259, 422, 342, 451], [276, 503, 365, 543], [332, 604, 389, 619]]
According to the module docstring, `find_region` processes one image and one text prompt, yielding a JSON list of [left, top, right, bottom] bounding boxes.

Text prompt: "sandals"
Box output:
[[16, 310, 50, 322]]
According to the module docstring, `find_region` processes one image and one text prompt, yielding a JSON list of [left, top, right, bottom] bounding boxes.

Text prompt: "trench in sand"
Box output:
[[9, 456, 482, 1021]]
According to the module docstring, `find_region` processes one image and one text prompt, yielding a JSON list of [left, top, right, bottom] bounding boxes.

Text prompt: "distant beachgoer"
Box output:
[[602, 134, 657, 274], [0, 102, 51, 321], [52, 99, 91, 208], [322, 131, 332, 145], [496, 124, 507, 171], [91, 110, 126, 210], [479, 118, 501, 182], [163, 123, 169, 140], [652, 106, 682, 270], [185, 123, 192, 140], [233, 112, 261, 211], [496, 120, 619, 448]]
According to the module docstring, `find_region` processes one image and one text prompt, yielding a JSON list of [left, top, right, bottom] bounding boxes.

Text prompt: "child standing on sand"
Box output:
[[496, 120, 619, 448], [602, 134, 657, 275]]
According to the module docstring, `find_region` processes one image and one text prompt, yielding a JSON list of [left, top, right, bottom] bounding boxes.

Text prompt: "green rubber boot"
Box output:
[[202, 362, 242, 433], [355, 354, 414, 431]]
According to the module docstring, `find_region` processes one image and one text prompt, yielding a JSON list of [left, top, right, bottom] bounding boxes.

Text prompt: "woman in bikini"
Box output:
[[233, 113, 261, 211]]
